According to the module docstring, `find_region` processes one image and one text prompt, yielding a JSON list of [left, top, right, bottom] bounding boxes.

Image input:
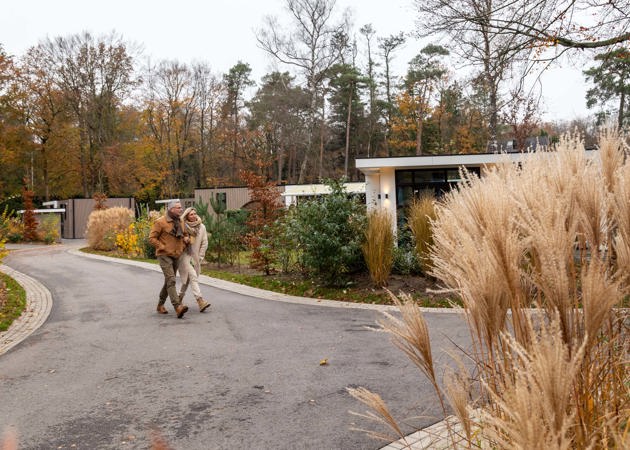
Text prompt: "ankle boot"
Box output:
[[175, 304, 188, 318], [196, 298, 211, 313], [156, 304, 168, 314]]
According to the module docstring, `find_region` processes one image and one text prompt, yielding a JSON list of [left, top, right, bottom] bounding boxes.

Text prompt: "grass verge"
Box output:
[[0, 272, 27, 332]]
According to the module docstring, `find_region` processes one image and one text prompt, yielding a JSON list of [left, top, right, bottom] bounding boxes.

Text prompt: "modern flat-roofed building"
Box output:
[[356, 148, 597, 230]]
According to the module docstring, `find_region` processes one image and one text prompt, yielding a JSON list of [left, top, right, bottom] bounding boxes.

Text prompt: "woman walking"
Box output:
[[178, 207, 211, 312]]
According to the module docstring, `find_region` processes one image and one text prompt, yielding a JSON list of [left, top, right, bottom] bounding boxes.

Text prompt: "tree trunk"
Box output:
[[618, 89, 625, 131], [416, 113, 423, 156], [345, 83, 353, 177]]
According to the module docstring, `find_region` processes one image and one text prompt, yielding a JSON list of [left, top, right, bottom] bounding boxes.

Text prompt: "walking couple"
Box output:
[[148, 199, 211, 318]]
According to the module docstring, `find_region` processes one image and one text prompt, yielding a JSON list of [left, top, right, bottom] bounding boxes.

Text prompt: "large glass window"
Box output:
[[215, 192, 227, 210], [395, 167, 480, 211]]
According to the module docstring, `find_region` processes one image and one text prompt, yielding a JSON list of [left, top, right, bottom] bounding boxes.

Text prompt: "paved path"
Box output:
[[0, 242, 469, 450]]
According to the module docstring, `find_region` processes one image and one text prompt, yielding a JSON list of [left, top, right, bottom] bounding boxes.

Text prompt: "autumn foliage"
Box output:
[[21, 184, 38, 242], [240, 166, 284, 275]]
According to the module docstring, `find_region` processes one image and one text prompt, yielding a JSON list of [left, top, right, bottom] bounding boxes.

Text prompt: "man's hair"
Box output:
[[167, 199, 181, 210]]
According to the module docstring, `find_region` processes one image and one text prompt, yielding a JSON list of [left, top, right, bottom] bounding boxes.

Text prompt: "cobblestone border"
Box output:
[[0, 264, 53, 356], [380, 415, 467, 450]]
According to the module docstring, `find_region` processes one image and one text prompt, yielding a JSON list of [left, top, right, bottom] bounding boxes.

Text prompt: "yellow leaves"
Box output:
[[115, 223, 141, 256]]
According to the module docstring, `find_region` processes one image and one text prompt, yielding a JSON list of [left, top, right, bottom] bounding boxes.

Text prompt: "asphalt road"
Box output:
[[0, 244, 470, 450]]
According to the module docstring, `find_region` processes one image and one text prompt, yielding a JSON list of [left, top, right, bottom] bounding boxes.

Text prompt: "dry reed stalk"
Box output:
[[347, 386, 409, 444], [379, 292, 440, 403], [480, 318, 585, 450], [443, 365, 475, 443], [362, 209, 394, 287]]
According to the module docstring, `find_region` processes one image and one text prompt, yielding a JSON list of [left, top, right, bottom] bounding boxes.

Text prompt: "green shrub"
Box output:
[[38, 214, 60, 244], [391, 245, 421, 276], [5, 218, 24, 243], [135, 210, 160, 259], [289, 178, 366, 286], [202, 197, 248, 267], [268, 207, 301, 273], [85, 207, 135, 251]]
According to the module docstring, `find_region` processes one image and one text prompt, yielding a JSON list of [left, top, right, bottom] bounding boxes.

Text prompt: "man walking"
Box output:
[[149, 199, 190, 318]]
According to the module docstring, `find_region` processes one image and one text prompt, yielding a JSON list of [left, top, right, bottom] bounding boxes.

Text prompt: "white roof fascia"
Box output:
[[356, 149, 598, 172], [281, 182, 365, 196], [355, 153, 522, 171], [18, 208, 66, 214]]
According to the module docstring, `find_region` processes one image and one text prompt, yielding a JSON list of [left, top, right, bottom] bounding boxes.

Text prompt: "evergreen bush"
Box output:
[[289, 178, 366, 285]]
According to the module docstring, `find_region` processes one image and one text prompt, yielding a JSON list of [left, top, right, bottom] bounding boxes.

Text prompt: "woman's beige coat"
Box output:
[[178, 222, 208, 299]]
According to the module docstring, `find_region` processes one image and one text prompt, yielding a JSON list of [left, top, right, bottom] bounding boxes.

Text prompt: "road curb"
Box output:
[[68, 248, 461, 314], [0, 264, 53, 356]]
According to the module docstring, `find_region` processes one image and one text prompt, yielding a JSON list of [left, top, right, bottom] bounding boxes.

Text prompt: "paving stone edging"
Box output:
[[68, 248, 461, 314], [0, 264, 53, 356]]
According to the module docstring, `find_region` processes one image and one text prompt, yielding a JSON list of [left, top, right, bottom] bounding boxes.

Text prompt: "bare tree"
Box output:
[[456, 0, 629, 51], [256, 0, 349, 183], [144, 60, 198, 197], [192, 63, 224, 188], [17, 47, 73, 200], [37, 32, 136, 197], [502, 89, 541, 151], [414, 0, 629, 140], [360, 24, 378, 157], [414, 0, 534, 146]]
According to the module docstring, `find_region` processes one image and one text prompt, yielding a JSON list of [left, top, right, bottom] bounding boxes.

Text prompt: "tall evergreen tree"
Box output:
[[584, 48, 630, 130]]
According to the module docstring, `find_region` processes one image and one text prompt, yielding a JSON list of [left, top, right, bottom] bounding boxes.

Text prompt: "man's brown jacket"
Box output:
[[149, 215, 187, 258]]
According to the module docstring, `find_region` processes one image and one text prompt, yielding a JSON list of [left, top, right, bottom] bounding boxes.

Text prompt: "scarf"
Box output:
[[168, 210, 184, 238], [181, 207, 202, 255], [184, 217, 202, 237]]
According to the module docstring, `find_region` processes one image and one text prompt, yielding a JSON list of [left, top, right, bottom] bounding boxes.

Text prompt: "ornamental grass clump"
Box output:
[[85, 207, 134, 251], [350, 127, 630, 449], [362, 209, 394, 288], [407, 192, 436, 274]]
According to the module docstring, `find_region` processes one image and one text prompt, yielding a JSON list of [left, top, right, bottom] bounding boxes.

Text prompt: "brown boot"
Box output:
[[175, 304, 188, 319], [196, 298, 211, 313], [157, 304, 168, 314]]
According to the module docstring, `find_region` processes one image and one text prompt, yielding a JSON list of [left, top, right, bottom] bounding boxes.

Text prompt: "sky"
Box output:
[[1, 0, 592, 121]]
